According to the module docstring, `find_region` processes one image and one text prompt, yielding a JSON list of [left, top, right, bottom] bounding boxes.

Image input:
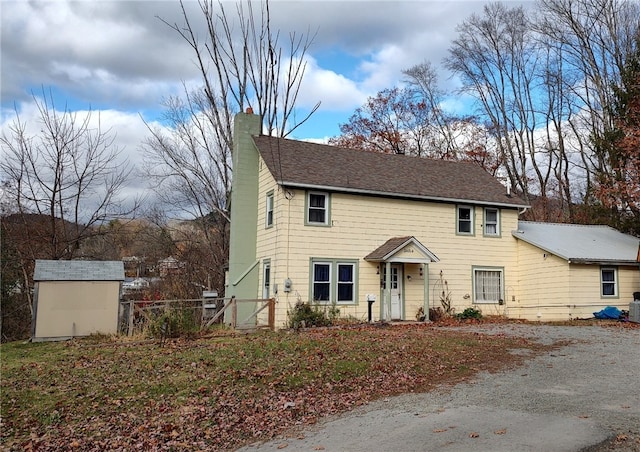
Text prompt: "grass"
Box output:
[[1, 322, 555, 451]]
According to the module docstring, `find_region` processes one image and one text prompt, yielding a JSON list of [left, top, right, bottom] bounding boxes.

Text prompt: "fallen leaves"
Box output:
[[1, 323, 555, 450]]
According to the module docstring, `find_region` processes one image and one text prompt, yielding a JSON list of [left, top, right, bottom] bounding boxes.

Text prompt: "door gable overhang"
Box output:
[[364, 236, 439, 264]]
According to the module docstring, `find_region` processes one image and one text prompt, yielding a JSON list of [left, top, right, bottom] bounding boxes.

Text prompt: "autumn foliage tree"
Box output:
[[594, 34, 640, 236], [330, 85, 502, 175], [330, 87, 431, 155]]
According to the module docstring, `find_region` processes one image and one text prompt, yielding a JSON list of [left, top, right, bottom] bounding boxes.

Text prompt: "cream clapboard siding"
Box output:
[[255, 158, 521, 327], [513, 239, 571, 320], [566, 264, 640, 316], [619, 266, 640, 304], [514, 240, 640, 321], [34, 281, 121, 339]]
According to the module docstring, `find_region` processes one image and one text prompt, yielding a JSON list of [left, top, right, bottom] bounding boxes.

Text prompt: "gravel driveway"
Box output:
[[240, 324, 640, 452]]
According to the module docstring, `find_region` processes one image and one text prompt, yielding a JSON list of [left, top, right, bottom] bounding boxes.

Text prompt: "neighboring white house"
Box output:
[[32, 260, 125, 341]]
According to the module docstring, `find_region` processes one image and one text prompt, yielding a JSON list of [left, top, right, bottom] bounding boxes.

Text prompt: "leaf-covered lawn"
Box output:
[[1, 323, 552, 451]]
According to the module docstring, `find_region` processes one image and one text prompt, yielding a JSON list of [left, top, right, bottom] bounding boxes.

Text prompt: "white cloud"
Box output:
[[298, 57, 367, 112], [1, 99, 155, 205]]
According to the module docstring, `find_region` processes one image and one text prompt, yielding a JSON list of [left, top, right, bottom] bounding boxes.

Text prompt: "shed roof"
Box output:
[[34, 260, 125, 281], [253, 135, 528, 208], [512, 222, 640, 265]]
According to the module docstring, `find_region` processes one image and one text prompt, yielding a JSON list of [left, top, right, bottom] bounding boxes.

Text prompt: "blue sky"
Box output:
[[1, 0, 499, 197]]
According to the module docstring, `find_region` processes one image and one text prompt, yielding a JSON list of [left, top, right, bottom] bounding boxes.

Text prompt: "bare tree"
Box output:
[[444, 1, 639, 221], [1, 92, 135, 258], [160, 0, 319, 140], [0, 91, 136, 338], [536, 0, 640, 201], [143, 0, 318, 294], [445, 3, 557, 215]]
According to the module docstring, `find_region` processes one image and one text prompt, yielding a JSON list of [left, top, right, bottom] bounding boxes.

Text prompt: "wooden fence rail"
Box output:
[[119, 297, 276, 336]]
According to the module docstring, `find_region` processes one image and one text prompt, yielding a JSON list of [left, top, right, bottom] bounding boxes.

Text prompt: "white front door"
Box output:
[[390, 264, 402, 319]]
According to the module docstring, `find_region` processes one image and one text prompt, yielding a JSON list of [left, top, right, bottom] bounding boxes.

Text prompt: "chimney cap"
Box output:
[[246, 107, 253, 114]]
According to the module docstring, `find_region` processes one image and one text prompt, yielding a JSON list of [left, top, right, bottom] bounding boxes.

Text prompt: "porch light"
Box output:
[[419, 266, 423, 277]]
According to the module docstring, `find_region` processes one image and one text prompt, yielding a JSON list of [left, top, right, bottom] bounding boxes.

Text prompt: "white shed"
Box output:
[[32, 260, 125, 341]]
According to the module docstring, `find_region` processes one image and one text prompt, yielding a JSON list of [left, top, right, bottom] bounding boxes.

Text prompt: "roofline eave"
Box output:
[[279, 181, 529, 209]]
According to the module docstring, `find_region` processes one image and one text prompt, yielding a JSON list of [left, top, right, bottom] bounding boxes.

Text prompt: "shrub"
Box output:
[[148, 308, 198, 339], [428, 307, 445, 322], [455, 307, 483, 320], [287, 301, 338, 329]]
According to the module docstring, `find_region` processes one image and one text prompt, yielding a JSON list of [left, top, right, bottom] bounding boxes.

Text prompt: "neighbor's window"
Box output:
[[473, 267, 503, 303], [484, 208, 500, 236], [601, 267, 618, 297], [457, 206, 473, 234], [310, 259, 357, 304], [265, 191, 274, 228], [307, 192, 329, 225]]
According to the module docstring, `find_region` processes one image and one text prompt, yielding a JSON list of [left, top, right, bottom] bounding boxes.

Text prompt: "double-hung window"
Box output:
[[337, 263, 355, 302], [307, 191, 330, 226], [312, 262, 331, 301], [311, 259, 357, 304], [473, 267, 503, 303], [457, 206, 474, 235], [265, 191, 274, 228], [484, 208, 500, 236], [601, 267, 618, 297]]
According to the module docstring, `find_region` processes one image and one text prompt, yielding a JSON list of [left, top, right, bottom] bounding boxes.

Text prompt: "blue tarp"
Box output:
[[593, 306, 623, 319]]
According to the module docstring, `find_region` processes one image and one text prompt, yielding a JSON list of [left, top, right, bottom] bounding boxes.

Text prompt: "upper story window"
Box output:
[[306, 191, 330, 226], [457, 205, 474, 235], [483, 208, 500, 236], [601, 267, 618, 298], [265, 191, 274, 228]]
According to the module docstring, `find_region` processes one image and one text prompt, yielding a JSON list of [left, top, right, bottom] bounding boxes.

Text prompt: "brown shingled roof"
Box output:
[[364, 236, 439, 262], [253, 135, 528, 208], [365, 236, 413, 261]]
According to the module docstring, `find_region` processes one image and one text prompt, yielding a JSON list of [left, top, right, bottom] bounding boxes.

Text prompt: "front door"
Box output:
[[390, 264, 403, 319], [382, 264, 403, 320]]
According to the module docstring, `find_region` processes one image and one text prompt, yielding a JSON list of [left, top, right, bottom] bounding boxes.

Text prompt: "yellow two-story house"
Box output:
[[227, 112, 640, 328]]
